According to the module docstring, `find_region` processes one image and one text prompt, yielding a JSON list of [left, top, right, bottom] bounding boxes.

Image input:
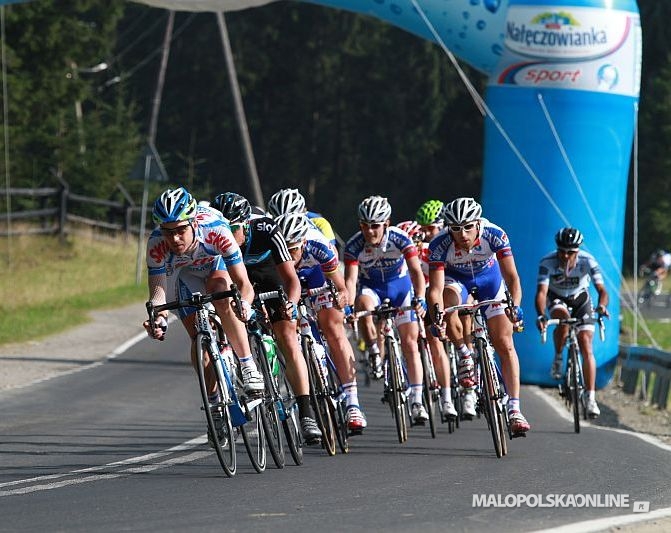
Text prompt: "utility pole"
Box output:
[[215, 12, 264, 208]]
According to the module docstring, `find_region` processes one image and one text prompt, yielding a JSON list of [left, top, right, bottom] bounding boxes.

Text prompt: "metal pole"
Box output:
[[135, 10, 174, 285], [1, 6, 11, 266], [215, 12, 264, 207]]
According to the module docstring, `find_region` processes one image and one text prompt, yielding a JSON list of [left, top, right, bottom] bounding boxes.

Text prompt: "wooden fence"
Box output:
[[0, 180, 151, 239]]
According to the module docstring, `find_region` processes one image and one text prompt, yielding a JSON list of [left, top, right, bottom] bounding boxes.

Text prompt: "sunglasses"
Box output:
[[287, 243, 303, 251], [558, 248, 578, 255], [229, 223, 243, 232], [449, 222, 477, 233], [160, 223, 191, 237], [360, 222, 384, 230]]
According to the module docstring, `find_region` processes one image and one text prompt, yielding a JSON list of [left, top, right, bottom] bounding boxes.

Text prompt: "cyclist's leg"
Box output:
[[207, 269, 263, 393]]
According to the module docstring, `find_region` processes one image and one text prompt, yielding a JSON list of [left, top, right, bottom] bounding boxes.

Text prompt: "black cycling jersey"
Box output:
[[241, 214, 293, 322]]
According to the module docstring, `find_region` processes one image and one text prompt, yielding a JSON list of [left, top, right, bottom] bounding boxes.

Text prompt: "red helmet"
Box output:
[[396, 220, 424, 244]]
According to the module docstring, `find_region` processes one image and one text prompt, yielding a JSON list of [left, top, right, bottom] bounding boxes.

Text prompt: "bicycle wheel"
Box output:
[[476, 338, 503, 458], [387, 337, 408, 444], [195, 334, 236, 477], [327, 365, 349, 453], [277, 364, 303, 466], [569, 345, 581, 433], [240, 398, 267, 473], [418, 337, 436, 438], [251, 334, 285, 469], [303, 338, 336, 456]]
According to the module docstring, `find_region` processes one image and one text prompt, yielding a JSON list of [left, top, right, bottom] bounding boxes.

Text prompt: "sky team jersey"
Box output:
[[537, 249, 604, 298], [428, 218, 511, 278], [146, 204, 242, 276], [344, 226, 417, 284], [296, 226, 340, 277], [240, 213, 292, 268]]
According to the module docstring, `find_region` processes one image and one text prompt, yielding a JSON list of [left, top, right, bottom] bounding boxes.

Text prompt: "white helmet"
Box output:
[[267, 188, 306, 217], [275, 212, 310, 244], [358, 195, 391, 223], [442, 197, 482, 225]]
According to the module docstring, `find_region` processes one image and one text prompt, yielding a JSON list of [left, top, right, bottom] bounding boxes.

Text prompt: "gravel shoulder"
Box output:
[[1, 303, 669, 531]]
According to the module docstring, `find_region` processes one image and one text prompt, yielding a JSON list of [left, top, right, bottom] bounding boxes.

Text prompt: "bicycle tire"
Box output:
[[567, 346, 580, 433], [195, 333, 236, 477], [387, 336, 408, 444], [250, 334, 285, 468], [303, 338, 336, 456], [278, 369, 303, 466], [418, 336, 436, 438], [447, 343, 461, 431], [327, 365, 349, 453], [477, 338, 503, 458], [240, 400, 267, 473]]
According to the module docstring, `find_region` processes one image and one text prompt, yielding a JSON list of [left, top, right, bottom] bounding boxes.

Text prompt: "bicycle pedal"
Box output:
[[348, 428, 364, 437], [511, 431, 527, 439], [461, 414, 474, 421], [304, 437, 322, 446]]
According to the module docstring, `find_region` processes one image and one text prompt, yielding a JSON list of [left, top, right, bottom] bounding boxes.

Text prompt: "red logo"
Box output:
[[149, 240, 170, 264], [205, 231, 233, 253]]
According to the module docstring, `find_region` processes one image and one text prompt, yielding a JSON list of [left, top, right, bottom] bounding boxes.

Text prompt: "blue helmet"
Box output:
[[152, 187, 197, 225]]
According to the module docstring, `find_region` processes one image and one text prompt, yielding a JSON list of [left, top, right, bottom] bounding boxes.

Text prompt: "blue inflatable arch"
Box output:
[[6, 0, 642, 387]]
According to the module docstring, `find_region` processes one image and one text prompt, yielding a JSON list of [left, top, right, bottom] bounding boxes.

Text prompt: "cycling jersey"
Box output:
[[146, 204, 243, 317], [428, 219, 512, 317], [344, 226, 417, 285], [428, 219, 510, 279], [306, 210, 337, 247], [537, 249, 604, 298], [295, 226, 340, 289]]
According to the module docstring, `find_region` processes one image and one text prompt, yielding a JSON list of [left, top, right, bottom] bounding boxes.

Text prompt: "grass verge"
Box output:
[[0, 234, 146, 346]]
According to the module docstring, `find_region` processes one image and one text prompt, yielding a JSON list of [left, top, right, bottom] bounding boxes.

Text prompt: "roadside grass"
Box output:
[[0, 234, 146, 345], [620, 308, 671, 351]]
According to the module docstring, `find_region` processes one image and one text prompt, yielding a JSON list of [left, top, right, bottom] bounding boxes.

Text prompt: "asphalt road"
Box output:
[[1, 327, 670, 533]]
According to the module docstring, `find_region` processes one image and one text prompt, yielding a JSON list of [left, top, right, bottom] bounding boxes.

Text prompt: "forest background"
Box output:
[[0, 0, 668, 265]]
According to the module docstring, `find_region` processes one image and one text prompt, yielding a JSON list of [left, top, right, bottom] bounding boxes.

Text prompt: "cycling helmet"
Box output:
[[396, 220, 424, 244], [275, 212, 310, 244], [415, 200, 444, 226], [212, 192, 251, 224], [152, 187, 197, 225], [267, 188, 306, 217], [555, 227, 584, 250], [358, 195, 392, 223], [442, 197, 482, 225]]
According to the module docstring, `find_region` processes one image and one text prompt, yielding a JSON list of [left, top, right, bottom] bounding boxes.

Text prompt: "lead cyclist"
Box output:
[[426, 197, 530, 435]]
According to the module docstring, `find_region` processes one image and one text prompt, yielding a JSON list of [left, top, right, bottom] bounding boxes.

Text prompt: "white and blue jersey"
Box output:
[[146, 205, 243, 317], [428, 218, 513, 313], [345, 226, 418, 312], [537, 250, 603, 298], [295, 227, 340, 289]]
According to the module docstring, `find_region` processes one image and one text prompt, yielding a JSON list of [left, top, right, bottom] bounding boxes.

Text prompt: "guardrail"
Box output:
[[618, 344, 671, 410]]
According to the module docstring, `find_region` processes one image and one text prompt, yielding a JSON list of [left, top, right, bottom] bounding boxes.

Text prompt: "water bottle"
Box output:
[[313, 341, 328, 377], [262, 334, 280, 377], [221, 342, 236, 375]]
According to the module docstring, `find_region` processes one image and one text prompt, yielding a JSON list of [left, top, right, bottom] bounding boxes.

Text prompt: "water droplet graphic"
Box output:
[[597, 64, 619, 90], [484, 0, 501, 14], [477, 20, 486, 30]]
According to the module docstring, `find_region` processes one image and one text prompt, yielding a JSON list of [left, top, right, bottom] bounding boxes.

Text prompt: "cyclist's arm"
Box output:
[[275, 260, 301, 305], [325, 268, 350, 308], [427, 265, 445, 321], [406, 253, 426, 301], [344, 260, 359, 307], [594, 281, 609, 314], [535, 282, 549, 317], [498, 254, 522, 306], [226, 261, 255, 304]]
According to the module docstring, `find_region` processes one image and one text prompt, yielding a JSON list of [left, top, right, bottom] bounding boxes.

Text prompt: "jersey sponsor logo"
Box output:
[[149, 240, 170, 264], [205, 231, 233, 253], [254, 220, 275, 234]]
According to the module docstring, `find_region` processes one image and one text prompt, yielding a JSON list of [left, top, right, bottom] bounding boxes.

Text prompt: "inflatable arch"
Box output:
[[7, 0, 642, 387]]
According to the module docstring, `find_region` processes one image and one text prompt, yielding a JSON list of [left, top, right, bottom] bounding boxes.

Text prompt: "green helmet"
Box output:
[[415, 200, 444, 226]]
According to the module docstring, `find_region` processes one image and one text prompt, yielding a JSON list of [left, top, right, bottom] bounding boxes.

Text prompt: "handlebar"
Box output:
[[540, 315, 606, 343], [146, 284, 243, 324]]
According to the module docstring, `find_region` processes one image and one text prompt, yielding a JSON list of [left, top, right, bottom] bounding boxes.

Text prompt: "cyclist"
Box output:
[[398, 214, 458, 420], [426, 197, 530, 435], [639, 249, 671, 294], [267, 188, 338, 250], [212, 192, 322, 443], [275, 211, 367, 434], [142, 187, 264, 445], [344, 196, 430, 424], [534, 227, 609, 418]]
